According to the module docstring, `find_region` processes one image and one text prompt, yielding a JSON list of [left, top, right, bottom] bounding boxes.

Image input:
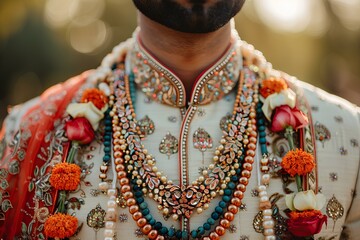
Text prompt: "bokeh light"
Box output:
[[330, 0, 360, 31], [254, 0, 311, 33], [68, 20, 110, 54]]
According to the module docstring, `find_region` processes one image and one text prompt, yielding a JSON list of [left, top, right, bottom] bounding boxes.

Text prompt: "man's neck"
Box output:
[[138, 13, 232, 99]]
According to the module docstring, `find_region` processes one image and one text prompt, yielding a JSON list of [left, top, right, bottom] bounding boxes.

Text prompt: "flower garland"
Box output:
[[44, 88, 108, 239], [259, 77, 327, 238]]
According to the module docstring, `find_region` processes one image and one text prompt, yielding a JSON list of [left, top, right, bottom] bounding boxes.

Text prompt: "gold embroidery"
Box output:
[[326, 195, 344, 231]]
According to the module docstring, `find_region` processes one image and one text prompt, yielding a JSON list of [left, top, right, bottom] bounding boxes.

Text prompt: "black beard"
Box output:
[[132, 0, 246, 33]]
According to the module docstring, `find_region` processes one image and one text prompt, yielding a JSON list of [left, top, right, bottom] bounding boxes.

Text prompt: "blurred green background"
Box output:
[[1, 0, 360, 124]]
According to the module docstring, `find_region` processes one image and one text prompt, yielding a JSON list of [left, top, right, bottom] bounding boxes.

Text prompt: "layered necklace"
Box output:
[[96, 31, 277, 239]]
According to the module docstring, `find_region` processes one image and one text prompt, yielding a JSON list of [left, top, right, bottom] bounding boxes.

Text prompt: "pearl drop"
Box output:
[[263, 209, 273, 216], [172, 214, 179, 220], [152, 167, 158, 172], [104, 238, 114, 240], [198, 176, 205, 182], [263, 220, 275, 229], [210, 191, 216, 198], [105, 221, 116, 229], [197, 208, 203, 214], [204, 203, 209, 209], [219, 190, 224, 195], [99, 182, 109, 190], [209, 164, 215, 169], [262, 174, 271, 184], [263, 228, 275, 236], [136, 179, 142, 185], [202, 170, 208, 175], [221, 184, 227, 189], [161, 176, 167, 182], [104, 229, 114, 237]]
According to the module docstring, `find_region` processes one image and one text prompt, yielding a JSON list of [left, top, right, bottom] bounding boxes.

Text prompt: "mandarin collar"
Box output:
[[127, 34, 242, 108]]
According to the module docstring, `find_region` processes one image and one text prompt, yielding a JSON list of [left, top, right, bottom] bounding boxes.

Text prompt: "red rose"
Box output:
[[288, 214, 327, 237], [271, 105, 308, 132], [65, 117, 95, 145]]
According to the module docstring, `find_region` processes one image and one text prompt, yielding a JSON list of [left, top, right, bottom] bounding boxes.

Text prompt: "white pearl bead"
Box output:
[[257, 185, 266, 192], [172, 214, 179, 220], [104, 238, 114, 240], [263, 209, 273, 216], [107, 200, 116, 208], [259, 191, 268, 197], [263, 220, 275, 229], [263, 228, 275, 236], [107, 189, 117, 197], [262, 215, 273, 221], [197, 208, 203, 214], [105, 221, 116, 229], [104, 229, 114, 237], [260, 196, 269, 202]]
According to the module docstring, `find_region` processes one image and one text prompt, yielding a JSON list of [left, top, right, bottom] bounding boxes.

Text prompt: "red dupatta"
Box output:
[[0, 72, 89, 239]]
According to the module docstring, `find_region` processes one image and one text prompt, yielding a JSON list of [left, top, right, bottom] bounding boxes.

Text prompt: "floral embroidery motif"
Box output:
[[0, 169, 11, 221], [350, 139, 359, 147], [193, 128, 213, 164], [329, 173, 338, 182], [86, 204, 106, 231], [137, 115, 155, 136], [326, 195, 344, 230], [119, 213, 128, 223], [168, 116, 177, 123], [197, 108, 206, 117], [339, 147, 348, 156], [315, 122, 331, 147], [159, 132, 178, 159], [219, 113, 232, 132], [228, 224, 237, 233]]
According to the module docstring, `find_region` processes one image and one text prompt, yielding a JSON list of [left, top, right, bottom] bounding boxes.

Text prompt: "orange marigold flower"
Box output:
[[49, 163, 81, 191], [281, 149, 315, 177], [44, 213, 78, 238], [81, 88, 108, 110], [260, 77, 288, 98], [289, 210, 323, 220]]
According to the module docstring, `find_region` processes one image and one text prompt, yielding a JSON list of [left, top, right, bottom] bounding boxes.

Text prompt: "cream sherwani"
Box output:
[[1, 35, 360, 240]]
